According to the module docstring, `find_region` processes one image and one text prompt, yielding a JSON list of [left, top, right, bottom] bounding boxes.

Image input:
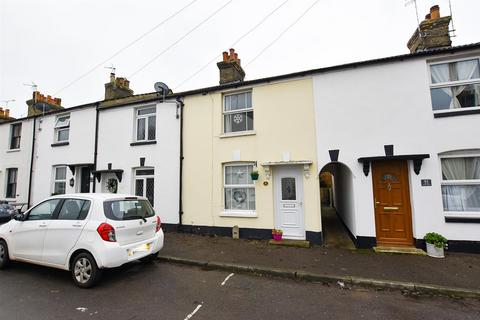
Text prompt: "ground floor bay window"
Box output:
[[441, 156, 480, 215], [223, 163, 255, 216], [134, 168, 154, 206]]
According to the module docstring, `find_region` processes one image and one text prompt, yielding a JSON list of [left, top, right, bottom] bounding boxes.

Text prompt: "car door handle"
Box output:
[[72, 224, 83, 227], [39, 224, 47, 228]]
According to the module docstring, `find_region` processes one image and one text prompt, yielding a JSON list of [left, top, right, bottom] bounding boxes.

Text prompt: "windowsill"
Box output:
[[434, 107, 480, 118], [6, 149, 21, 153], [130, 140, 157, 146], [220, 210, 257, 218], [51, 142, 69, 147], [219, 130, 256, 139]]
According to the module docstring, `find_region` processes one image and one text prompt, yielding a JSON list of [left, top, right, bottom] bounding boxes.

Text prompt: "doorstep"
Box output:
[[374, 246, 426, 256], [268, 239, 310, 248]]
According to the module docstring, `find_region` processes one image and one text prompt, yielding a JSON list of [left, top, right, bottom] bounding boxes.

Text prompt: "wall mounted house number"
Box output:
[[421, 179, 432, 186]]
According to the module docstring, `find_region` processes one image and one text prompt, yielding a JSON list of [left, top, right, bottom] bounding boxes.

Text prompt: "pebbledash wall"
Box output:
[[313, 48, 480, 252], [95, 100, 181, 225], [0, 118, 35, 205], [181, 78, 322, 242]]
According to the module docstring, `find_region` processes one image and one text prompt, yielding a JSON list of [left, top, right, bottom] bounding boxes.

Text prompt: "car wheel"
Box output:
[[139, 252, 158, 263], [0, 240, 10, 269], [71, 252, 102, 288]]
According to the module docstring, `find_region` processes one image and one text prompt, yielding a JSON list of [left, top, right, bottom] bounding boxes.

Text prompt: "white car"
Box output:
[[0, 193, 164, 288]]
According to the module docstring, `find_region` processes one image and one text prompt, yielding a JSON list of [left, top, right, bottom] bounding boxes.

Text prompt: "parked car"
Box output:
[[0, 202, 17, 224], [0, 194, 164, 288]]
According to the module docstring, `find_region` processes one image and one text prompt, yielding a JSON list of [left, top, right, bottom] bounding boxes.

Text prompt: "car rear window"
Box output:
[[103, 199, 155, 221]]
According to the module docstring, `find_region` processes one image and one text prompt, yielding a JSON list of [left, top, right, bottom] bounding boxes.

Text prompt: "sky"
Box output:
[[1, 0, 479, 118]]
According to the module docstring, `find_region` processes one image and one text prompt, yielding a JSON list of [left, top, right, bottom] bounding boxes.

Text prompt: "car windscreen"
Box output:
[[103, 199, 155, 221], [0, 204, 15, 215]]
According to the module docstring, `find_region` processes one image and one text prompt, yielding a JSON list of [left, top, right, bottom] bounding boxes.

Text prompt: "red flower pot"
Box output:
[[273, 233, 282, 241]]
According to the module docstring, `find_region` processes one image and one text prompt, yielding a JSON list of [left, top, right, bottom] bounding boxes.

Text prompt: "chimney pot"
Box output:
[[425, 13, 431, 20], [217, 48, 245, 84], [5, 109, 9, 118], [430, 5, 440, 20]]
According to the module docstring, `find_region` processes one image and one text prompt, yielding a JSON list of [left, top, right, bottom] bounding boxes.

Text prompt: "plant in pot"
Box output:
[[272, 229, 283, 241], [424, 232, 448, 258], [250, 170, 259, 181]]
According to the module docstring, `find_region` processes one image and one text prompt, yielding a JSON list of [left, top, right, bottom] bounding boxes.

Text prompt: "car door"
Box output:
[[42, 198, 91, 266], [10, 199, 61, 262]]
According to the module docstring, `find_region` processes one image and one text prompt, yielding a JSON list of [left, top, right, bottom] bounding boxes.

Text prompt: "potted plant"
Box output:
[[424, 232, 448, 258], [250, 170, 259, 181], [272, 229, 283, 241]]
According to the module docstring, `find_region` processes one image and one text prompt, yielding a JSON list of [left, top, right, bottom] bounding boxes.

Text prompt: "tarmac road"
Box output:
[[0, 260, 479, 320]]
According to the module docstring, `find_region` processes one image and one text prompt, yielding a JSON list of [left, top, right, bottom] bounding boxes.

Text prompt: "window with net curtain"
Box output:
[[223, 92, 253, 133], [430, 59, 480, 111], [224, 164, 255, 211], [441, 156, 480, 212]]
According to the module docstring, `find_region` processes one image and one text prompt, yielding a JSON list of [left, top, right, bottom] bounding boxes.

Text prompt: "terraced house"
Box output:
[[1, 5, 479, 253]]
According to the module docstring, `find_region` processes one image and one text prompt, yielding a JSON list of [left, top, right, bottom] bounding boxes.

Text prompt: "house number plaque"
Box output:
[[421, 179, 432, 187]]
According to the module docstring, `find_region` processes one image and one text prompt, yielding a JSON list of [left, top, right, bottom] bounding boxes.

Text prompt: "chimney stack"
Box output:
[[217, 48, 245, 85], [0, 107, 14, 122], [104, 73, 134, 100], [26, 91, 63, 116], [407, 5, 452, 53]]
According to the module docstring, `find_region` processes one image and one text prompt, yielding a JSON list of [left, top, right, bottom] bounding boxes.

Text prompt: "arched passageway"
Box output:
[[319, 162, 356, 249]]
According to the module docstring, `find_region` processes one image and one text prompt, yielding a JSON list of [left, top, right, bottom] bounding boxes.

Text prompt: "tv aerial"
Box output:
[[0, 99, 15, 107], [23, 81, 38, 92]]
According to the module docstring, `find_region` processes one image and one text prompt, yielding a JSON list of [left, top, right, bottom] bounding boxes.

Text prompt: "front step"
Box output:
[[268, 239, 310, 248], [374, 246, 426, 256]]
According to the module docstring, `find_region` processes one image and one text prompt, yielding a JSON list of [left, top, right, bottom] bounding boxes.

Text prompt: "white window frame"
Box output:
[[5, 168, 18, 199], [135, 106, 156, 142], [52, 165, 67, 195], [439, 152, 480, 218], [223, 91, 254, 135], [222, 163, 256, 217], [9, 123, 22, 150], [429, 56, 480, 114], [133, 167, 155, 206], [54, 114, 70, 143]]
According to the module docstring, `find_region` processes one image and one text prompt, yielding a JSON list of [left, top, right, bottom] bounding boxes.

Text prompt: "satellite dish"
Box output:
[[154, 82, 170, 95]]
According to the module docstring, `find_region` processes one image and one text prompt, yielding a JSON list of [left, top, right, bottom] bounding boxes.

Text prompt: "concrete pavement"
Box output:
[[159, 232, 480, 296]]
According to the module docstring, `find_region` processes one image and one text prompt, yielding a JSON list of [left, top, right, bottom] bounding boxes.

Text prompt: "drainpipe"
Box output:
[[27, 116, 37, 209], [176, 96, 185, 229], [92, 102, 100, 193]]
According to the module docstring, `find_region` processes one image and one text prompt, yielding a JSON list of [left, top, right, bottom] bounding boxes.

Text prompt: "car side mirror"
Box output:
[[14, 213, 25, 221]]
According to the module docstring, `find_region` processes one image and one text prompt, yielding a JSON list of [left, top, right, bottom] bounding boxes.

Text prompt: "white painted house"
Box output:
[[30, 104, 97, 205], [95, 98, 181, 225], [0, 116, 35, 208], [0, 75, 181, 227], [313, 43, 480, 252]]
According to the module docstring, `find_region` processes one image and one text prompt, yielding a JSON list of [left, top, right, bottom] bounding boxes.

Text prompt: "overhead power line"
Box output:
[[174, 0, 290, 90], [128, 0, 235, 79], [245, 0, 320, 67], [53, 0, 199, 95]]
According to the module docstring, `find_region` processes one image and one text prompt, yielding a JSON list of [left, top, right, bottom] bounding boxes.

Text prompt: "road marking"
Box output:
[[184, 303, 203, 320], [221, 273, 235, 286]]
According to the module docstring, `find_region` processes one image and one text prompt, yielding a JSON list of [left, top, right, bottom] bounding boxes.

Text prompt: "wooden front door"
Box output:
[[372, 161, 413, 247]]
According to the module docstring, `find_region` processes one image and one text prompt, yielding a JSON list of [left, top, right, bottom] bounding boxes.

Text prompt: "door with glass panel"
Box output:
[[134, 168, 155, 206], [274, 166, 305, 240], [372, 161, 413, 247]]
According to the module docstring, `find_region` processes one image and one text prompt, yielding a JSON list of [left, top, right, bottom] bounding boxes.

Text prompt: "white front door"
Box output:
[[274, 166, 305, 240]]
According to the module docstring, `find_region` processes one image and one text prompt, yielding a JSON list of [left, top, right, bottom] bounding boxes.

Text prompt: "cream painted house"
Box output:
[[181, 49, 322, 243]]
